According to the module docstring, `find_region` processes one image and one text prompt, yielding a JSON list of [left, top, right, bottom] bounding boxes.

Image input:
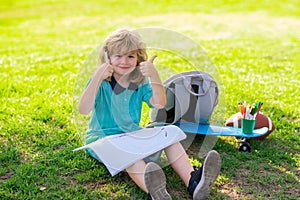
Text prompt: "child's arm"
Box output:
[[78, 63, 113, 114], [140, 55, 166, 109]]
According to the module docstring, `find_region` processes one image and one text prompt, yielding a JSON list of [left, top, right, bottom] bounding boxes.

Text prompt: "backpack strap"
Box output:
[[193, 74, 218, 123], [174, 82, 191, 123]]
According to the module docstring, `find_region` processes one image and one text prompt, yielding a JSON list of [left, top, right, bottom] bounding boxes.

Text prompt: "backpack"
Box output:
[[150, 71, 218, 125]]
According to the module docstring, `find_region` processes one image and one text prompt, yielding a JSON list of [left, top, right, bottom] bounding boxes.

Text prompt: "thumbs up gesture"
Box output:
[[139, 55, 158, 78]]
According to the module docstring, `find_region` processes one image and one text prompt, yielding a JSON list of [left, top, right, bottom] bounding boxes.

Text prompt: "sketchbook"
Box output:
[[73, 125, 186, 176]]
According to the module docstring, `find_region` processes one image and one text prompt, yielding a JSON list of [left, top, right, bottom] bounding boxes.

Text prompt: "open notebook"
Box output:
[[73, 125, 186, 176]]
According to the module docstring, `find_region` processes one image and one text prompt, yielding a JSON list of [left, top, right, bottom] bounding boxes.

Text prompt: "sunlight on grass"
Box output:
[[1, 0, 299, 199]]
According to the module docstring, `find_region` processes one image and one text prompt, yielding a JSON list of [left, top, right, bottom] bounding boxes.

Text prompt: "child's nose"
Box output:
[[120, 56, 129, 63]]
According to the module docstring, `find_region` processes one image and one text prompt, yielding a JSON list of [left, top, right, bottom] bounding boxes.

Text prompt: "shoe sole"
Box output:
[[193, 150, 221, 200], [144, 162, 172, 200]]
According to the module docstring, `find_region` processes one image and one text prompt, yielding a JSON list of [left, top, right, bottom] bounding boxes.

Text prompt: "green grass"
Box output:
[[1, 0, 299, 199]]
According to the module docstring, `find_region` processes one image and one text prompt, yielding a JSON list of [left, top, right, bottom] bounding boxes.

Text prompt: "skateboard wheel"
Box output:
[[239, 141, 251, 153]]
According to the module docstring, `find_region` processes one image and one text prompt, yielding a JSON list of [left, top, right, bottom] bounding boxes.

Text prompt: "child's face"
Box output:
[[110, 51, 138, 77]]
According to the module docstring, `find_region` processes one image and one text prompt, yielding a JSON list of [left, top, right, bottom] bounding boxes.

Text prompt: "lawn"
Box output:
[[0, 0, 299, 199]]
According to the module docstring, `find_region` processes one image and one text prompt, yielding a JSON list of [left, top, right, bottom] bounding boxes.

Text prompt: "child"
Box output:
[[78, 28, 221, 200]]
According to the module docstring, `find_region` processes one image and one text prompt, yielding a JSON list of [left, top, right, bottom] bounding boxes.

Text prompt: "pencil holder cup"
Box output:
[[242, 118, 256, 134]]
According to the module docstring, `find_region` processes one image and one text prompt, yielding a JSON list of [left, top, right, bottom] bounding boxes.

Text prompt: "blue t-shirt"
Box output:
[[86, 77, 153, 145]]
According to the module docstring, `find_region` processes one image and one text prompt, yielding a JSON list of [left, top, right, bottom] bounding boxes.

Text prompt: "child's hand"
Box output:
[[96, 63, 114, 81], [141, 55, 166, 108], [139, 55, 158, 78]]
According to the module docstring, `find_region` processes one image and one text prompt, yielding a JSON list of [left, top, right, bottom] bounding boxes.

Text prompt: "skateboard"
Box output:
[[148, 121, 269, 152], [173, 121, 269, 153]]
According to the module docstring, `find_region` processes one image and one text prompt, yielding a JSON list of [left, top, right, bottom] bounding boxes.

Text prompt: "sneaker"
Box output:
[[144, 162, 172, 200], [187, 165, 203, 196], [188, 150, 221, 200]]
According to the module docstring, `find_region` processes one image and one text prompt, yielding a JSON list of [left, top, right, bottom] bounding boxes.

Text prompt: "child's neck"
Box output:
[[113, 74, 130, 88]]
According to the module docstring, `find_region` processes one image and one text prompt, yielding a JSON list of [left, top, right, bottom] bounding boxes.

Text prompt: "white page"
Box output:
[[73, 125, 186, 176]]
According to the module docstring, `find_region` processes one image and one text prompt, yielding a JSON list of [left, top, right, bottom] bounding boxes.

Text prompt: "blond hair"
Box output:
[[99, 29, 148, 85]]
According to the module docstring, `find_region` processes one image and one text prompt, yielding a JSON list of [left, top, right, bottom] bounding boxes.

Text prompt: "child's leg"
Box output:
[[126, 160, 148, 192], [164, 142, 194, 186]]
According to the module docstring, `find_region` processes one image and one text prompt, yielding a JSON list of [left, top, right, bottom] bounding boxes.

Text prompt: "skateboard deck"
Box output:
[[174, 121, 269, 138]]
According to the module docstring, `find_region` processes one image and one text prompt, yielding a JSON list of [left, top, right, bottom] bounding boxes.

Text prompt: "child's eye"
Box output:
[[113, 54, 122, 58], [128, 55, 136, 58]]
